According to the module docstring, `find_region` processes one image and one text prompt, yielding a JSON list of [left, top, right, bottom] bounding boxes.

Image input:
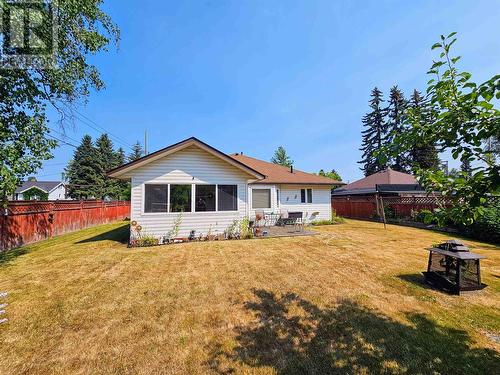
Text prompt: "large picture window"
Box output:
[[144, 184, 168, 213], [195, 185, 216, 212], [170, 184, 192, 212], [218, 185, 238, 211], [252, 189, 271, 209]]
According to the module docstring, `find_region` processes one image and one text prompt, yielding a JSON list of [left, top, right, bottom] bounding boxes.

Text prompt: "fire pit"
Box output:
[[423, 239, 487, 295]]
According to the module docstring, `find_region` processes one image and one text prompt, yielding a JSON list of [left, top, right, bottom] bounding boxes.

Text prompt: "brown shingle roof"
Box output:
[[336, 168, 417, 191], [230, 153, 343, 185]]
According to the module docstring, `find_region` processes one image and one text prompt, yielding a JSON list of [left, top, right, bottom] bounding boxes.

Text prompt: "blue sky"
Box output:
[[39, 0, 500, 183]]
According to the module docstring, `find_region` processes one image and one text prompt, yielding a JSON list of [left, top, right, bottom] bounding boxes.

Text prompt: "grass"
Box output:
[[0, 220, 498, 374]]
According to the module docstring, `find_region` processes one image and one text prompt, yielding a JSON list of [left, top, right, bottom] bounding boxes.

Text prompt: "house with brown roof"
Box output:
[[332, 168, 426, 197], [108, 137, 343, 240]]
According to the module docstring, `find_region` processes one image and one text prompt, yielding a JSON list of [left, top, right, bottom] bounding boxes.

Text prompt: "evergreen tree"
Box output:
[[461, 158, 472, 177], [358, 87, 388, 176], [408, 90, 440, 170], [128, 141, 144, 162], [65, 135, 99, 199], [114, 147, 131, 200], [386, 86, 410, 172], [95, 134, 117, 199], [271, 146, 293, 167]]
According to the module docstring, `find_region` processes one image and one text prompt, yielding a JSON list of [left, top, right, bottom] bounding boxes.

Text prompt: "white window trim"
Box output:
[[300, 188, 313, 204], [251, 187, 272, 210]]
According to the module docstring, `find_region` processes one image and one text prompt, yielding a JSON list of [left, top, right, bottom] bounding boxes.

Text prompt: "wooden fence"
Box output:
[[0, 200, 130, 252], [332, 196, 446, 220], [332, 195, 499, 220]]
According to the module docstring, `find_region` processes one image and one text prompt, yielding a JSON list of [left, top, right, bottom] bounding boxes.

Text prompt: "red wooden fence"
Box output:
[[0, 200, 130, 251], [331, 196, 450, 220]]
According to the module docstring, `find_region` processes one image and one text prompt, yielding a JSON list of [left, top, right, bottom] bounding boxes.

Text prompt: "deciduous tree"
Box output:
[[0, 1, 119, 206]]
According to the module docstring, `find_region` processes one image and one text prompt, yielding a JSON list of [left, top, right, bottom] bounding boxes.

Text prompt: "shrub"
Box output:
[[460, 206, 500, 244], [311, 212, 345, 226], [132, 235, 159, 247], [239, 217, 253, 239]]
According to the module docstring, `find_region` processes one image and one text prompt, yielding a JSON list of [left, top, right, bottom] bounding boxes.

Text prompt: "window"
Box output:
[[218, 185, 238, 211], [252, 189, 271, 209], [195, 185, 216, 212], [301, 188, 312, 203], [145, 184, 168, 213], [170, 184, 192, 212], [307, 189, 313, 203]]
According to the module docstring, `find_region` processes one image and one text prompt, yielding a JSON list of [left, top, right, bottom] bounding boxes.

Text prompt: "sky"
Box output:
[[38, 0, 500, 183]]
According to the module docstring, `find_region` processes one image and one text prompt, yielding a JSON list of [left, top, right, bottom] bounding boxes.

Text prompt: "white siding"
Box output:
[[278, 185, 332, 222], [130, 145, 252, 239], [248, 184, 279, 218], [48, 184, 68, 200]]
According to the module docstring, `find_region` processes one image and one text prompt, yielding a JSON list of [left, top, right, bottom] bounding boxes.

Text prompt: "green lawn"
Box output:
[[0, 220, 499, 374]]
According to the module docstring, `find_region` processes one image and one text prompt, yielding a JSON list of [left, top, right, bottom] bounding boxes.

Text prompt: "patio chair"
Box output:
[[286, 211, 304, 232], [307, 211, 320, 225]]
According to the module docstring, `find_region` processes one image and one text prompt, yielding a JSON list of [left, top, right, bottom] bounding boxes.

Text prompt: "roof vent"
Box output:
[[290, 165, 293, 173]]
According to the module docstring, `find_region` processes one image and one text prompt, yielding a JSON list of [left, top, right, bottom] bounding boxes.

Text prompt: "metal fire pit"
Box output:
[[423, 239, 487, 295]]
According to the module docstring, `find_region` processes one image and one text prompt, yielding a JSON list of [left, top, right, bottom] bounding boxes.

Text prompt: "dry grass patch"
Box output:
[[0, 220, 499, 374]]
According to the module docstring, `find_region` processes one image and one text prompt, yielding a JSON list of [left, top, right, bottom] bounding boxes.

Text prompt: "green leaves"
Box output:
[[387, 33, 499, 226], [0, 0, 119, 205]]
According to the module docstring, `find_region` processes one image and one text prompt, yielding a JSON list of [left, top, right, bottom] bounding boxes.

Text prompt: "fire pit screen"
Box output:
[[423, 239, 487, 295]]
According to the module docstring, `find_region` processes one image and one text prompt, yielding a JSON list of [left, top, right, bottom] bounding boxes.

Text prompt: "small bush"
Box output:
[[460, 206, 500, 244], [132, 235, 159, 247], [311, 212, 345, 226]]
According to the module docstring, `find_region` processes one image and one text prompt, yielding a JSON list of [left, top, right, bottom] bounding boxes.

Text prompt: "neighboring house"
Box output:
[[108, 137, 343, 239], [13, 181, 69, 201], [332, 167, 426, 197]]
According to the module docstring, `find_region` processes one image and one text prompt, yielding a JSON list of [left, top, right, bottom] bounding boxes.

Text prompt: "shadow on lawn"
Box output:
[[76, 223, 130, 244], [208, 289, 499, 374], [398, 273, 439, 291]]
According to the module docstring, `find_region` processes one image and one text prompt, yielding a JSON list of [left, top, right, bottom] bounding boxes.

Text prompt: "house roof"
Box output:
[[107, 137, 342, 186], [15, 181, 63, 194], [230, 153, 344, 185], [107, 137, 265, 179], [333, 168, 419, 195]]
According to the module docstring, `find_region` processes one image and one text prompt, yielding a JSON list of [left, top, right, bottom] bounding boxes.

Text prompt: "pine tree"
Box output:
[[387, 86, 410, 172], [65, 135, 99, 199], [95, 134, 117, 199], [408, 90, 440, 170], [128, 141, 144, 162], [358, 87, 388, 176], [271, 146, 293, 167]]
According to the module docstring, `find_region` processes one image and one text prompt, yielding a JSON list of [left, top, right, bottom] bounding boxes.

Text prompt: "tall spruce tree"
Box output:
[[95, 134, 116, 199], [359, 87, 388, 176], [128, 141, 144, 162], [407, 90, 440, 170], [271, 146, 293, 167], [386, 86, 410, 172], [461, 158, 472, 177], [114, 147, 131, 200], [65, 135, 99, 199]]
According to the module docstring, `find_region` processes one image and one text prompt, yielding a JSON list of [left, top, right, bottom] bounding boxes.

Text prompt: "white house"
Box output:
[[108, 137, 343, 240], [13, 181, 69, 201]]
